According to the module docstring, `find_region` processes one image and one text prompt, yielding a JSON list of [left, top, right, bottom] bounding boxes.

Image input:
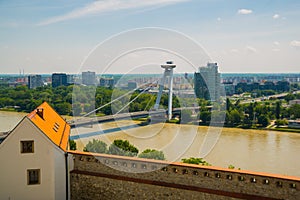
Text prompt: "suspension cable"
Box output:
[[114, 84, 154, 115], [78, 80, 158, 119]]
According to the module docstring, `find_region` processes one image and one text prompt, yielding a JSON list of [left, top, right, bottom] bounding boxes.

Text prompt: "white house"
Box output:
[[0, 102, 71, 200]]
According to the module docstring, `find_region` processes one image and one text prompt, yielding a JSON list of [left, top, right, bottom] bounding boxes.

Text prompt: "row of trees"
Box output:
[[1, 84, 300, 128], [181, 157, 211, 166], [0, 85, 180, 116], [197, 96, 300, 128], [81, 139, 214, 165], [0, 85, 73, 114], [83, 139, 166, 160]]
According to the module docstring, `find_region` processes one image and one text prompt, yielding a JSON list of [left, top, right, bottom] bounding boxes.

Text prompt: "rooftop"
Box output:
[[27, 102, 70, 151]]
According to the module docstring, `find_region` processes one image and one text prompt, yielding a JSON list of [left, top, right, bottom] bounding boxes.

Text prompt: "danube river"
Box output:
[[2, 111, 300, 177]]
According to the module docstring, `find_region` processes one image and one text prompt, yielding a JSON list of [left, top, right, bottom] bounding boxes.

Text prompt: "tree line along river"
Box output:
[[1, 111, 300, 177]]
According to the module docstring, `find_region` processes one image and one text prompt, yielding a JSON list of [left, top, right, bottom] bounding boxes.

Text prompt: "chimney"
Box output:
[[36, 108, 44, 119]]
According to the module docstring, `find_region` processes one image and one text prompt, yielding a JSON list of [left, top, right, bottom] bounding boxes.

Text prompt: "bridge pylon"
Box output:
[[154, 61, 176, 120]]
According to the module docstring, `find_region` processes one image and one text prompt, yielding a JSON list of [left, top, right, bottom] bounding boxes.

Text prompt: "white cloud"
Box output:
[[230, 49, 238, 53], [245, 46, 257, 53], [237, 9, 253, 15], [272, 48, 280, 52], [37, 0, 189, 26], [273, 14, 280, 19], [273, 41, 280, 46], [290, 40, 300, 48], [217, 17, 221, 21]]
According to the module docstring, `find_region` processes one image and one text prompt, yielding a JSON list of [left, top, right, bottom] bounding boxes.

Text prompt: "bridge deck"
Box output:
[[69, 107, 203, 128]]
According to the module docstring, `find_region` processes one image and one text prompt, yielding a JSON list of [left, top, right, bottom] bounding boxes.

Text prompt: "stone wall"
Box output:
[[69, 151, 300, 200]]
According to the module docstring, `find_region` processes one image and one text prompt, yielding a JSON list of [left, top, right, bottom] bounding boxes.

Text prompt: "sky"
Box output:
[[0, 0, 300, 74]]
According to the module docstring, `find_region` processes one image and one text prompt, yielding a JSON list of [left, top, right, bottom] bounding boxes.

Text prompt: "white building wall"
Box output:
[[54, 150, 67, 200], [0, 117, 66, 200]]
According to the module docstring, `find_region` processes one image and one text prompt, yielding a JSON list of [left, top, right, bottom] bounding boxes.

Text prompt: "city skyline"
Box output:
[[0, 0, 300, 74]]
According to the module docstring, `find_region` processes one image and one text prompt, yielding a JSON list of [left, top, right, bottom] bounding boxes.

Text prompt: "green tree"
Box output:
[[284, 93, 295, 102], [83, 139, 107, 153], [226, 109, 243, 126], [181, 157, 211, 166], [289, 104, 300, 119], [236, 88, 243, 94], [228, 164, 235, 169], [69, 140, 77, 150], [257, 114, 270, 127], [0, 97, 14, 107], [275, 101, 281, 119], [108, 139, 139, 157], [138, 149, 165, 160], [248, 103, 254, 120], [226, 98, 232, 111], [199, 110, 211, 124], [54, 102, 71, 115], [275, 119, 288, 127]]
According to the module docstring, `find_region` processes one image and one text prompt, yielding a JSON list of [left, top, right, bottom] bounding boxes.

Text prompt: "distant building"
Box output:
[[128, 81, 137, 90], [82, 71, 96, 86], [52, 73, 67, 88], [289, 99, 300, 106], [194, 62, 221, 101], [194, 73, 210, 100], [99, 77, 114, 88], [67, 74, 75, 85], [0, 102, 70, 200], [28, 75, 43, 89], [288, 120, 300, 129]]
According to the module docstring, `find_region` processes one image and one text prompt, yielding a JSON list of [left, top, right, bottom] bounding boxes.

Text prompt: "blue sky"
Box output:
[[0, 0, 299, 74]]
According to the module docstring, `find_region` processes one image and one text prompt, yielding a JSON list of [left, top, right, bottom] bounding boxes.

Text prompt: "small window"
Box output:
[[27, 169, 40, 185], [162, 167, 168, 171], [141, 164, 147, 169], [21, 141, 34, 153], [227, 175, 232, 180]]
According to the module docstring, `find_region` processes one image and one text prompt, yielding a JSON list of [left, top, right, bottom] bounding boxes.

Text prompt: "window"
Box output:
[[21, 141, 34, 153], [27, 169, 40, 185]]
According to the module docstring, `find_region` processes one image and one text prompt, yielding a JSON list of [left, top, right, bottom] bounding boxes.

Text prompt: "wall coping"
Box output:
[[68, 150, 300, 182]]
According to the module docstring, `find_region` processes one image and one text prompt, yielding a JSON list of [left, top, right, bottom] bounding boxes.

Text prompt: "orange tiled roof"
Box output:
[[27, 102, 70, 151]]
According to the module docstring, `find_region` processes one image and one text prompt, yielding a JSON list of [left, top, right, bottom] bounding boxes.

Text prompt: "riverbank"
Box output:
[[1, 110, 299, 134]]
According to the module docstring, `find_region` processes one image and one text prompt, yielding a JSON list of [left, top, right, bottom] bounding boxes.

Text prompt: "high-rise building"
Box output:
[[28, 75, 43, 89], [99, 77, 114, 88], [67, 74, 75, 85], [52, 73, 67, 88], [82, 71, 96, 86], [194, 62, 221, 101]]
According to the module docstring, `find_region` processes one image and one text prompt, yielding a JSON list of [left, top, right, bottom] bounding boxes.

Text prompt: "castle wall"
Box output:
[[69, 152, 300, 200]]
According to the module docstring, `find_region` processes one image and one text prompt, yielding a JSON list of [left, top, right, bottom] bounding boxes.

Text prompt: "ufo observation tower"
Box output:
[[154, 61, 176, 120]]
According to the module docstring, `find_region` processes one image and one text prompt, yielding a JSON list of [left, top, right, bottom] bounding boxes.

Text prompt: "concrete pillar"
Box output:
[[154, 61, 176, 120]]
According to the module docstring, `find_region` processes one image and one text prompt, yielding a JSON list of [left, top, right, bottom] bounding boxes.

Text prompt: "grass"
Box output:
[[271, 127, 300, 133], [0, 108, 17, 112]]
